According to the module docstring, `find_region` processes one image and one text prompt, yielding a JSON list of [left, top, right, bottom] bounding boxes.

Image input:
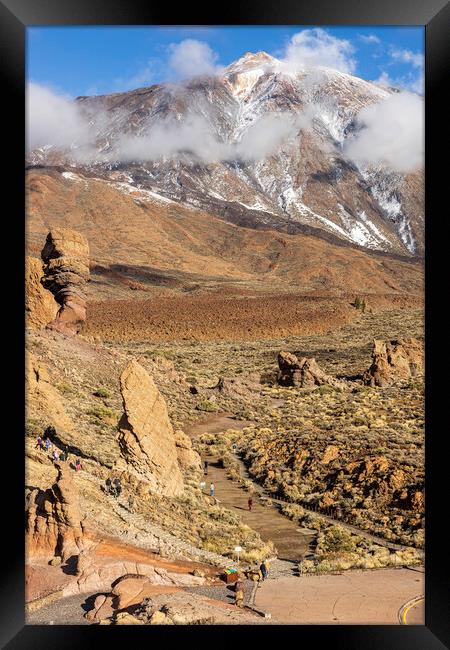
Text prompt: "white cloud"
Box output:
[[359, 34, 381, 45], [282, 28, 356, 74], [26, 82, 91, 152], [390, 48, 423, 68], [344, 92, 424, 172], [114, 112, 299, 164], [374, 68, 423, 95], [167, 39, 222, 79]]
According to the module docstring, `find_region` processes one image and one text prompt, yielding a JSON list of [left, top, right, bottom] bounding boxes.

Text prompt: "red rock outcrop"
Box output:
[[41, 228, 90, 335], [117, 360, 185, 496], [362, 338, 424, 387], [25, 256, 59, 329], [278, 351, 343, 388], [26, 462, 85, 562]]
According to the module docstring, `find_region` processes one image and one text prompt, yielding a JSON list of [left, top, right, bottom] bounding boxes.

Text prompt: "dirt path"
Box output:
[[255, 567, 425, 624], [186, 414, 312, 563]]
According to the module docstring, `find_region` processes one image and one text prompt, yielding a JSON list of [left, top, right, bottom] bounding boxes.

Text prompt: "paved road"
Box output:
[[255, 567, 425, 624]]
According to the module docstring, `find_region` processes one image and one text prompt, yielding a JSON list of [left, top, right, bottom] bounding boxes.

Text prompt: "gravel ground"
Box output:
[[26, 593, 97, 626], [185, 580, 255, 607]]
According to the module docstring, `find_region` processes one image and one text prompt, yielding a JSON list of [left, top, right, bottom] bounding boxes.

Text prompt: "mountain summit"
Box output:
[[28, 51, 423, 257]]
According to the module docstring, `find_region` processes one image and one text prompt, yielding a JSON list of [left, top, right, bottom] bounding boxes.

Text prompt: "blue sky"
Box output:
[[27, 26, 424, 97]]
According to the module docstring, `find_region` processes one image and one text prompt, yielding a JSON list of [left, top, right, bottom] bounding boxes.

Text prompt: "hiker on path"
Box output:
[[75, 459, 82, 472], [59, 450, 66, 462], [45, 438, 52, 453], [36, 436, 44, 452], [248, 496, 253, 511], [234, 575, 245, 608], [204, 460, 208, 475], [113, 478, 122, 498], [210, 483, 215, 498], [105, 478, 112, 495], [52, 448, 60, 462], [260, 560, 268, 581]]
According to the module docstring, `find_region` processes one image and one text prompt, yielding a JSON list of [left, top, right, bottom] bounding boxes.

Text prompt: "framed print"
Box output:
[[1, 0, 449, 647]]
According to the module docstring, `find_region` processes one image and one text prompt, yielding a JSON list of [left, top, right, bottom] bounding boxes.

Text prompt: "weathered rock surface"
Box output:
[[108, 590, 257, 625], [41, 228, 90, 334], [278, 351, 342, 388], [362, 338, 424, 387], [26, 351, 74, 434], [25, 256, 59, 329], [174, 430, 202, 472], [117, 359, 185, 496], [26, 462, 85, 562]]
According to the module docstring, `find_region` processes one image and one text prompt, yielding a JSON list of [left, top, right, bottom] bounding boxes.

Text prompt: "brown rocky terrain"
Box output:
[[25, 256, 59, 329], [41, 228, 90, 334], [363, 338, 424, 387], [277, 351, 345, 388]]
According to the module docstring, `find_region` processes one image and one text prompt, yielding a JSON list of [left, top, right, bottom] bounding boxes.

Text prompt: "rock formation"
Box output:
[[26, 462, 85, 562], [117, 359, 185, 497], [96, 589, 257, 625], [25, 256, 59, 329], [362, 338, 424, 387], [277, 351, 342, 388], [41, 228, 90, 334], [26, 352, 74, 433], [174, 430, 202, 472]]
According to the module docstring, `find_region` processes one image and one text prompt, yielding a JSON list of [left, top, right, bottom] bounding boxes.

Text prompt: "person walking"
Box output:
[[45, 438, 52, 453], [210, 483, 215, 498], [113, 478, 122, 498], [75, 459, 82, 472], [204, 460, 208, 476], [52, 448, 60, 462], [259, 560, 268, 581], [59, 450, 66, 462], [105, 478, 112, 495], [248, 496, 253, 511], [36, 436, 44, 452]]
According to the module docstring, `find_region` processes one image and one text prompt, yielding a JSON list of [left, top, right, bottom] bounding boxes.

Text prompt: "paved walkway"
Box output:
[[254, 567, 425, 624]]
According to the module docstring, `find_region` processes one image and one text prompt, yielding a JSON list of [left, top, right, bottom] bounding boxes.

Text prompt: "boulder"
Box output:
[[278, 351, 342, 388], [26, 462, 85, 562], [41, 228, 90, 335], [25, 256, 59, 329], [174, 430, 202, 472], [362, 338, 424, 387], [117, 359, 184, 496]]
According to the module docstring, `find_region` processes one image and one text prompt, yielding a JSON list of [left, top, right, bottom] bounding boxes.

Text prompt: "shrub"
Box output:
[[87, 405, 117, 423], [196, 400, 219, 413], [94, 387, 111, 399], [318, 525, 356, 555]]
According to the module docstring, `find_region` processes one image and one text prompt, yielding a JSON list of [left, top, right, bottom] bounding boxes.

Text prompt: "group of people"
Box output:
[[105, 477, 122, 498], [35, 429, 82, 472]]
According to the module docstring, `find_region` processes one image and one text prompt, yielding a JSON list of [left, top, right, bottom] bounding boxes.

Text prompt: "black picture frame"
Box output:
[[2, 0, 449, 647]]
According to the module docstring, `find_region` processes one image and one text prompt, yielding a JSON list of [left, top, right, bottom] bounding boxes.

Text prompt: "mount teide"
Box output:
[[28, 51, 423, 259]]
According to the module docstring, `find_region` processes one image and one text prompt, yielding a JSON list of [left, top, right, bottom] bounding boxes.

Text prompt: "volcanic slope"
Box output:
[[26, 167, 423, 304], [28, 51, 423, 257]]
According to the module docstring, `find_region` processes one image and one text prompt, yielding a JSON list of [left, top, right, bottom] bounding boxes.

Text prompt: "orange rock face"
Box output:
[[278, 351, 343, 388], [41, 228, 90, 335], [26, 462, 85, 562], [363, 338, 424, 387], [117, 359, 185, 496], [25, 256, 59, 329]]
